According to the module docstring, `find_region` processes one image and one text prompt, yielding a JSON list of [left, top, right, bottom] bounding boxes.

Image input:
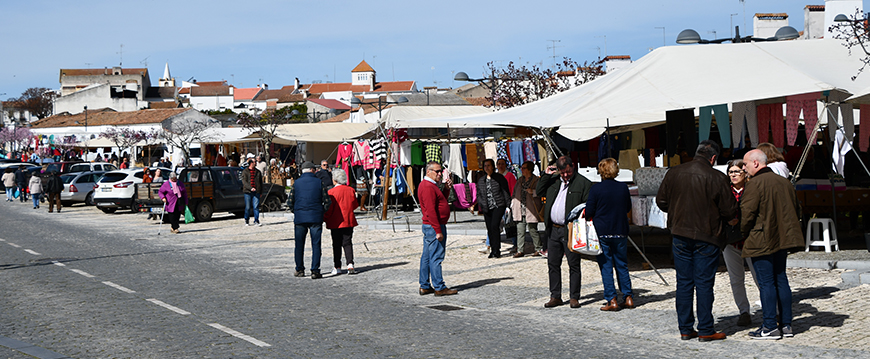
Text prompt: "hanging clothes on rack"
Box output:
[[336, 142, 353, 175], [466, 143, 481, 171], [370, 138, 387, 166], [698, 104, 731, 147], [731, 101, 758, 148], [827, 91, 854, 141], [425, 142, 442, 163], [786, 93, 819, 146], [447, 143, 465, 180], [399, 140, 412, 166], [861, 105, 870, 152], [411, 140, 425, 166], [509, 139, 524, 164], [441, 143, 450, 165], [757, 103, 785, 148], [523, 139, 536, 163]]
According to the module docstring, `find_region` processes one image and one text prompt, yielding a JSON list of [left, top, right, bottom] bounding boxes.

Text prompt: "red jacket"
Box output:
[[324, 185, 359, 229], [418, 178, 450, 234]]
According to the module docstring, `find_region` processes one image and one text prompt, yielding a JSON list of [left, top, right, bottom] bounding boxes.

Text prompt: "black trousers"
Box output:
[[168, 200, 184, 230], [547, 225, 582, 300], [483, 205, 506, 256], [330, 227, 355, 267]]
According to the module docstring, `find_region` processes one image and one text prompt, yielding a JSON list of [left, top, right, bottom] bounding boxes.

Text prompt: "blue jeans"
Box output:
[[31, 193, 41, 207], [752, 249, 792, 329], [597, 236, 632, 301], [419, 224, 447, 291], [672, 235, 720, 336], [294, 223, 322, 273], [5, 188, 12, 201], [244, 192, 260, 223]]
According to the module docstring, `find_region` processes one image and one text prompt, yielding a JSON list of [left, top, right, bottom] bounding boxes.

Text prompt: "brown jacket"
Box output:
[[656, 156, 738, 247], [739, 167, 804, 258], [511, 175, 542, 223]]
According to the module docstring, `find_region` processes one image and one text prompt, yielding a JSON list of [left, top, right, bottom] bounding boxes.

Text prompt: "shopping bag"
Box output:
[[184, 205, 195, 224], [13, 188, 19, 199], [567, 208, 602, 255], [648, 197, 668, 229]]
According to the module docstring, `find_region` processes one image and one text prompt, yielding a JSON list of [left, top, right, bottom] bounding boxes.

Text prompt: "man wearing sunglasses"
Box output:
[[417, 161, 457, 297]]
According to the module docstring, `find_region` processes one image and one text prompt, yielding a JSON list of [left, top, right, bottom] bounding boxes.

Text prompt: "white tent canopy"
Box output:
[[420, 38, 870, 141], [240, 123, 372, 144], [378, 106, 496, 128]]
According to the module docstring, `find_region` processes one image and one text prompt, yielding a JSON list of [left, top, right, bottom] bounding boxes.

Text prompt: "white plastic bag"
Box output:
[[568, 208, 602, 255]]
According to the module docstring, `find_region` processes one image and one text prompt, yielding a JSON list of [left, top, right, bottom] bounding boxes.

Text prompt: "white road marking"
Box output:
[[7, 242, 20, 248], [0, 238, 5, 241], [146, 299, 191, 315], [207, 323, 271, 347], [102, 281, 136, 293], [23, 249, 40, 255], [52, 261, 66, 267], [69, 269, 95, 278]]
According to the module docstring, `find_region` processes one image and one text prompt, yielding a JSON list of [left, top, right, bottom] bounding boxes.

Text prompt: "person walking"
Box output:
[[497, 158, 518, 252], [538, 156, 592, 309], [418, 161, 457, 296], [656, 140, 737, 342], [315, 160, 334, 191], [289, 161, 330, 279], [28, 171, 43, 209], [45, 171, 64, 213], [510, 161, 543, 257], [158, 172, 188, 234], [242, 159, 263, 226], [324, 169, 359, 275], [15, 165, 28, 203], [476, 159, 511, 258], [585, 158, 634, 311], [2, 168, 15, 202], [722, 159, 759, 327], [741, 149, 805, 340]]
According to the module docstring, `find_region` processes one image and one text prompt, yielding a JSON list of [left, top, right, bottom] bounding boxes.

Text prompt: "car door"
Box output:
[[217, 169, 244, 210]]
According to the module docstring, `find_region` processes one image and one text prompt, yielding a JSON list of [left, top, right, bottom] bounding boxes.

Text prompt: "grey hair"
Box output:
[[426, 161, 441, 172], [695, 140, 720, 161], [169, 172, 178, 179], [332, 169, 348, 185], [746, 149, 768, 165]]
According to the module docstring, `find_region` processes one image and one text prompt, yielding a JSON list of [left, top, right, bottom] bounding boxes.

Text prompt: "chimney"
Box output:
[[294, 77, 300, 90]]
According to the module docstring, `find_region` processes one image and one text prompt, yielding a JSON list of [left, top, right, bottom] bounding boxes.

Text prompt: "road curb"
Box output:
[[788, 259, 870, 285]]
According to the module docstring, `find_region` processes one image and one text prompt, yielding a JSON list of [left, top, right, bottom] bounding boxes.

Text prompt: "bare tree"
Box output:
[[12, 87, 55, 119], [483, 57, 606, 109], [235, 105, 306, 163], [159, 118, 220, 165], [100, 127, 149, 160], [831, 9, 870, 80]]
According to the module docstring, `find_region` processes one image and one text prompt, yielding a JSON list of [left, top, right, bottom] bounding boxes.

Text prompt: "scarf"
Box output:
[[171, 180, 181, 198]]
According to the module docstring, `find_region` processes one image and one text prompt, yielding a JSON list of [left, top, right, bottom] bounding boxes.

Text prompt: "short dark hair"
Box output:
[[556, 156, 573, 170], [483, 158, 495, 168], [521, 161, 535, 172], [496, 158, 507, 165], [695, 140, 720, 161]]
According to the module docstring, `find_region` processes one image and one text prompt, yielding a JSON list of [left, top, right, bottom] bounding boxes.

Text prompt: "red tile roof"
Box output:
[[806, 5, 824, 11], [307, 98, 351, 110], [60, 68, 149, 78], [462, 97, 491, 106], [178, 87, 191, 95], [352, 60, 375, 73], [32, 108, 192, 128], [193, 81, 228, 87], [233, 87, 262, 101], [190, 85, 231, 97], [149, 101, 180, 109], [604, 55, 631, 60], [254, 86, 295, 101], [320, 105, 384, 123], [303, 81, 414, 94], [278, 93, 306, 103]]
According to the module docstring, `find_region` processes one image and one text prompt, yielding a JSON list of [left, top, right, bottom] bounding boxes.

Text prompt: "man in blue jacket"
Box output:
[[288, 161, 331, 279]]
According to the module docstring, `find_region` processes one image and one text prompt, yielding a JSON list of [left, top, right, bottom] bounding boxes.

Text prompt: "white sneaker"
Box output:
[[330, 267, 340, 275], [245, 223, 250, 227], [478, 245, 490, 254], [255, 222, 262, 227]]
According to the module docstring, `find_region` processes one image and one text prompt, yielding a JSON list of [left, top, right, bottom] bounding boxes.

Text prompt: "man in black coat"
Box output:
[[45, 171, 64, 213], [314, 160, 333, 190], [14, 166, 28, 202]]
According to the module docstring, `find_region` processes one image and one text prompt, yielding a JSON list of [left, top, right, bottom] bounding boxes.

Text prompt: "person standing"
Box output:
[[242, 159, 263, 226], [159, 172, 188, 234], [28, 171, 43, 209], [496, 158, 518, 253], [289, 161, 330, 279], [510, 161, 543, 257], [741, 149, 805, 340], [324, 169, 359, 275], [476, 159, 511, 258], [315, 160, 334, 190], [538, 156, 592, 309], [120, 157, 130, 169], [418, 161, 457, 296], [585, 158, 634, 311], [656, 140, 737, 342], [2, 168, 15, 202], [153, 169, 165, 183], [256, 155, 268, 175], [15, 166, 28, 202], [45, 171, 64, 213], [756, 143, 789, 178], [723, 159, 759, 327]]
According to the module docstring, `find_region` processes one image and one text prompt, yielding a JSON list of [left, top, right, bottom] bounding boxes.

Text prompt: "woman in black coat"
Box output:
[[476, 158, 510, 258]]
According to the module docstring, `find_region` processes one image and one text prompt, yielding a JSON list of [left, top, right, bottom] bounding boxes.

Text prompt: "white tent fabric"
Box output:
[[239, 123, 372, 144], [421, 39, 870, 141], [199, 127, 257, 145], [379, 106, 495, 128]]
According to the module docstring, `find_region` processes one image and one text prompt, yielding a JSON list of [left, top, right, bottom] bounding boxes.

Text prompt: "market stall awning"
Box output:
[[239, 123, 373, 144], [418, 38, 870, 141]]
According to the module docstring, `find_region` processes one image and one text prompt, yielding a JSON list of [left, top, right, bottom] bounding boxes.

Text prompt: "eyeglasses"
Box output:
[[728, 170, 744, 175]]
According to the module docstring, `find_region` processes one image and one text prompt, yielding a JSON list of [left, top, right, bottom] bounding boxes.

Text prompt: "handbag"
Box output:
[[184, 205, 195, 223], [502, 206, 514, 227], [567, 207, 602, 255], [452, 183, 477, 209]]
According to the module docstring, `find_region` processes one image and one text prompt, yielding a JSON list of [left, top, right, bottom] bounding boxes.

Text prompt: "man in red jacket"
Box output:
[[418, 161, 458, 296]]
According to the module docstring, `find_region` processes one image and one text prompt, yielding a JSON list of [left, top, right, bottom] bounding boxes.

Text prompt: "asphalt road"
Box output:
[[1, 202, 865, 358]]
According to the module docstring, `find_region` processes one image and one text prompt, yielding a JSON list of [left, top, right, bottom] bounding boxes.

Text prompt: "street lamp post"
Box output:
[[453, 70, 499, 108], [350, 95, 409, 119], [289, 109, 332, 123], [676, 25, 799, 44]]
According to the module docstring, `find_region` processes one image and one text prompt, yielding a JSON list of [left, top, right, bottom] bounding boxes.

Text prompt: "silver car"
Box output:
[[60, 171, 105, 206]]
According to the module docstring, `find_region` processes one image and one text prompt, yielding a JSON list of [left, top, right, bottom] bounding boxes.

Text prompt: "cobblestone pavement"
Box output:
[[1, 202, 868, 358]]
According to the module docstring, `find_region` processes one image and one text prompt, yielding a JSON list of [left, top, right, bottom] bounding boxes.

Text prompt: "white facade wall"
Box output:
[[754, 16, 789, 39], [804, 8, 826, 39], [54, 84, 143, 114], [825, 0, 864, 38], [190, 95, 234, 111]]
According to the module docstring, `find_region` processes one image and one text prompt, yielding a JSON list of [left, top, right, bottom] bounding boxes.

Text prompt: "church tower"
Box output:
[[159, 62, 175, 87], [351, 60, 376, 90]]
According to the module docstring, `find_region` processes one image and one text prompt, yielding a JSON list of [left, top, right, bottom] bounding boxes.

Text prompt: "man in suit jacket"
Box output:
[[537, 155, 592, 309]]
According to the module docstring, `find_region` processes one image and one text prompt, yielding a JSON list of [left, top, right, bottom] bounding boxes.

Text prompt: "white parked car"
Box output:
[[67, 162, 118, 174], [60, 171, 106, 206], [93, 167, 170, 213]]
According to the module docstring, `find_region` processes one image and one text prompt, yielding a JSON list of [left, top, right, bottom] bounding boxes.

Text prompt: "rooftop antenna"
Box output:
[[593, 46, 601, 58], [547, 39, 562, 69], [654, 27, 665, 47], [708, 30, 717, 39], [84, 62, 92, 68], [595, 35, 607, 57], [740, 0, 746, 32], [117, 44, 124, 66], [140, 56, 149, 68]]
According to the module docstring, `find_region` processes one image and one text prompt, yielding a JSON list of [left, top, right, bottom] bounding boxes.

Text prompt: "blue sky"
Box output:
[[0, 0, 845, 100]]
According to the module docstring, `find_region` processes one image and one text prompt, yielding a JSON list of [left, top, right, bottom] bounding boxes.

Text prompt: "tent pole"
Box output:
[[606, 118, 611, 159], [537, 127, 563, 161]]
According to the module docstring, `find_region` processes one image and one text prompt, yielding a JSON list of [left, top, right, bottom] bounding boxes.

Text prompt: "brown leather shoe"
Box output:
[[569, 299, 580, 308], [419, 288, 435, 295], [434, 288, 458, 296], [621, 295, 635, 309], [698, 332, 726, 342], [600, 298, 620, 311], [680, 331, 698, 340], [513, 252, 524, 258], [544, 297, 563, 308]]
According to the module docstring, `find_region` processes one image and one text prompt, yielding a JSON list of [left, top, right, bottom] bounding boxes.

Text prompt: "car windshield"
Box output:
[[99, 173, 129, 183], [69, 164, 90, 172], [60, 174, 75, 184]]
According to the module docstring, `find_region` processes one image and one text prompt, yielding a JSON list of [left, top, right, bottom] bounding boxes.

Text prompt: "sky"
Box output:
[[0, 0, 852, 100]]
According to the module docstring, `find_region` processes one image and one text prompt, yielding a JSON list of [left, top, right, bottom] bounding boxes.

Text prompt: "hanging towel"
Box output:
[[698, 104, 731, 147], [484, 142, 498, 160], [731, 101, 758, 148], [509, 140, 524, 164], [466, 143, 480, 171], [476, 143, 486, 169], [447, 143, 465, 179], [618, 149, 641, 173], [399, 140, 412, 166], [757, 103, 785, 148]]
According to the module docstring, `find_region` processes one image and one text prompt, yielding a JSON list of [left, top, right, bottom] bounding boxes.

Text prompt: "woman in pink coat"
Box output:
[[159, 172, 188, 234]]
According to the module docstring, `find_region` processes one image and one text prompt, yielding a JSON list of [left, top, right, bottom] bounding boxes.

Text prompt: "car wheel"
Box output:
[[85, 192, 94, 206], [100, 207, 117, 214], [261, 195, 281, 212], [194, 201, 214, 222]]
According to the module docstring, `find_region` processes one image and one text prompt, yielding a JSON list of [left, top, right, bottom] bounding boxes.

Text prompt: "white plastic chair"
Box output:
[[805, 218, 839, 253]]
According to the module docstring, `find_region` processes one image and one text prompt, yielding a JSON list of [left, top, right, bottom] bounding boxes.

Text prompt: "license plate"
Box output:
[[98, 203, 113, 206], [150, 207, 163, 214], [101, 188, 112, 192]]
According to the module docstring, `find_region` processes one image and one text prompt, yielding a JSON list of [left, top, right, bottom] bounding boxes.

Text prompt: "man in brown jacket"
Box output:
[[741, 149, 804, 340], [657, 140, 737, 342]]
